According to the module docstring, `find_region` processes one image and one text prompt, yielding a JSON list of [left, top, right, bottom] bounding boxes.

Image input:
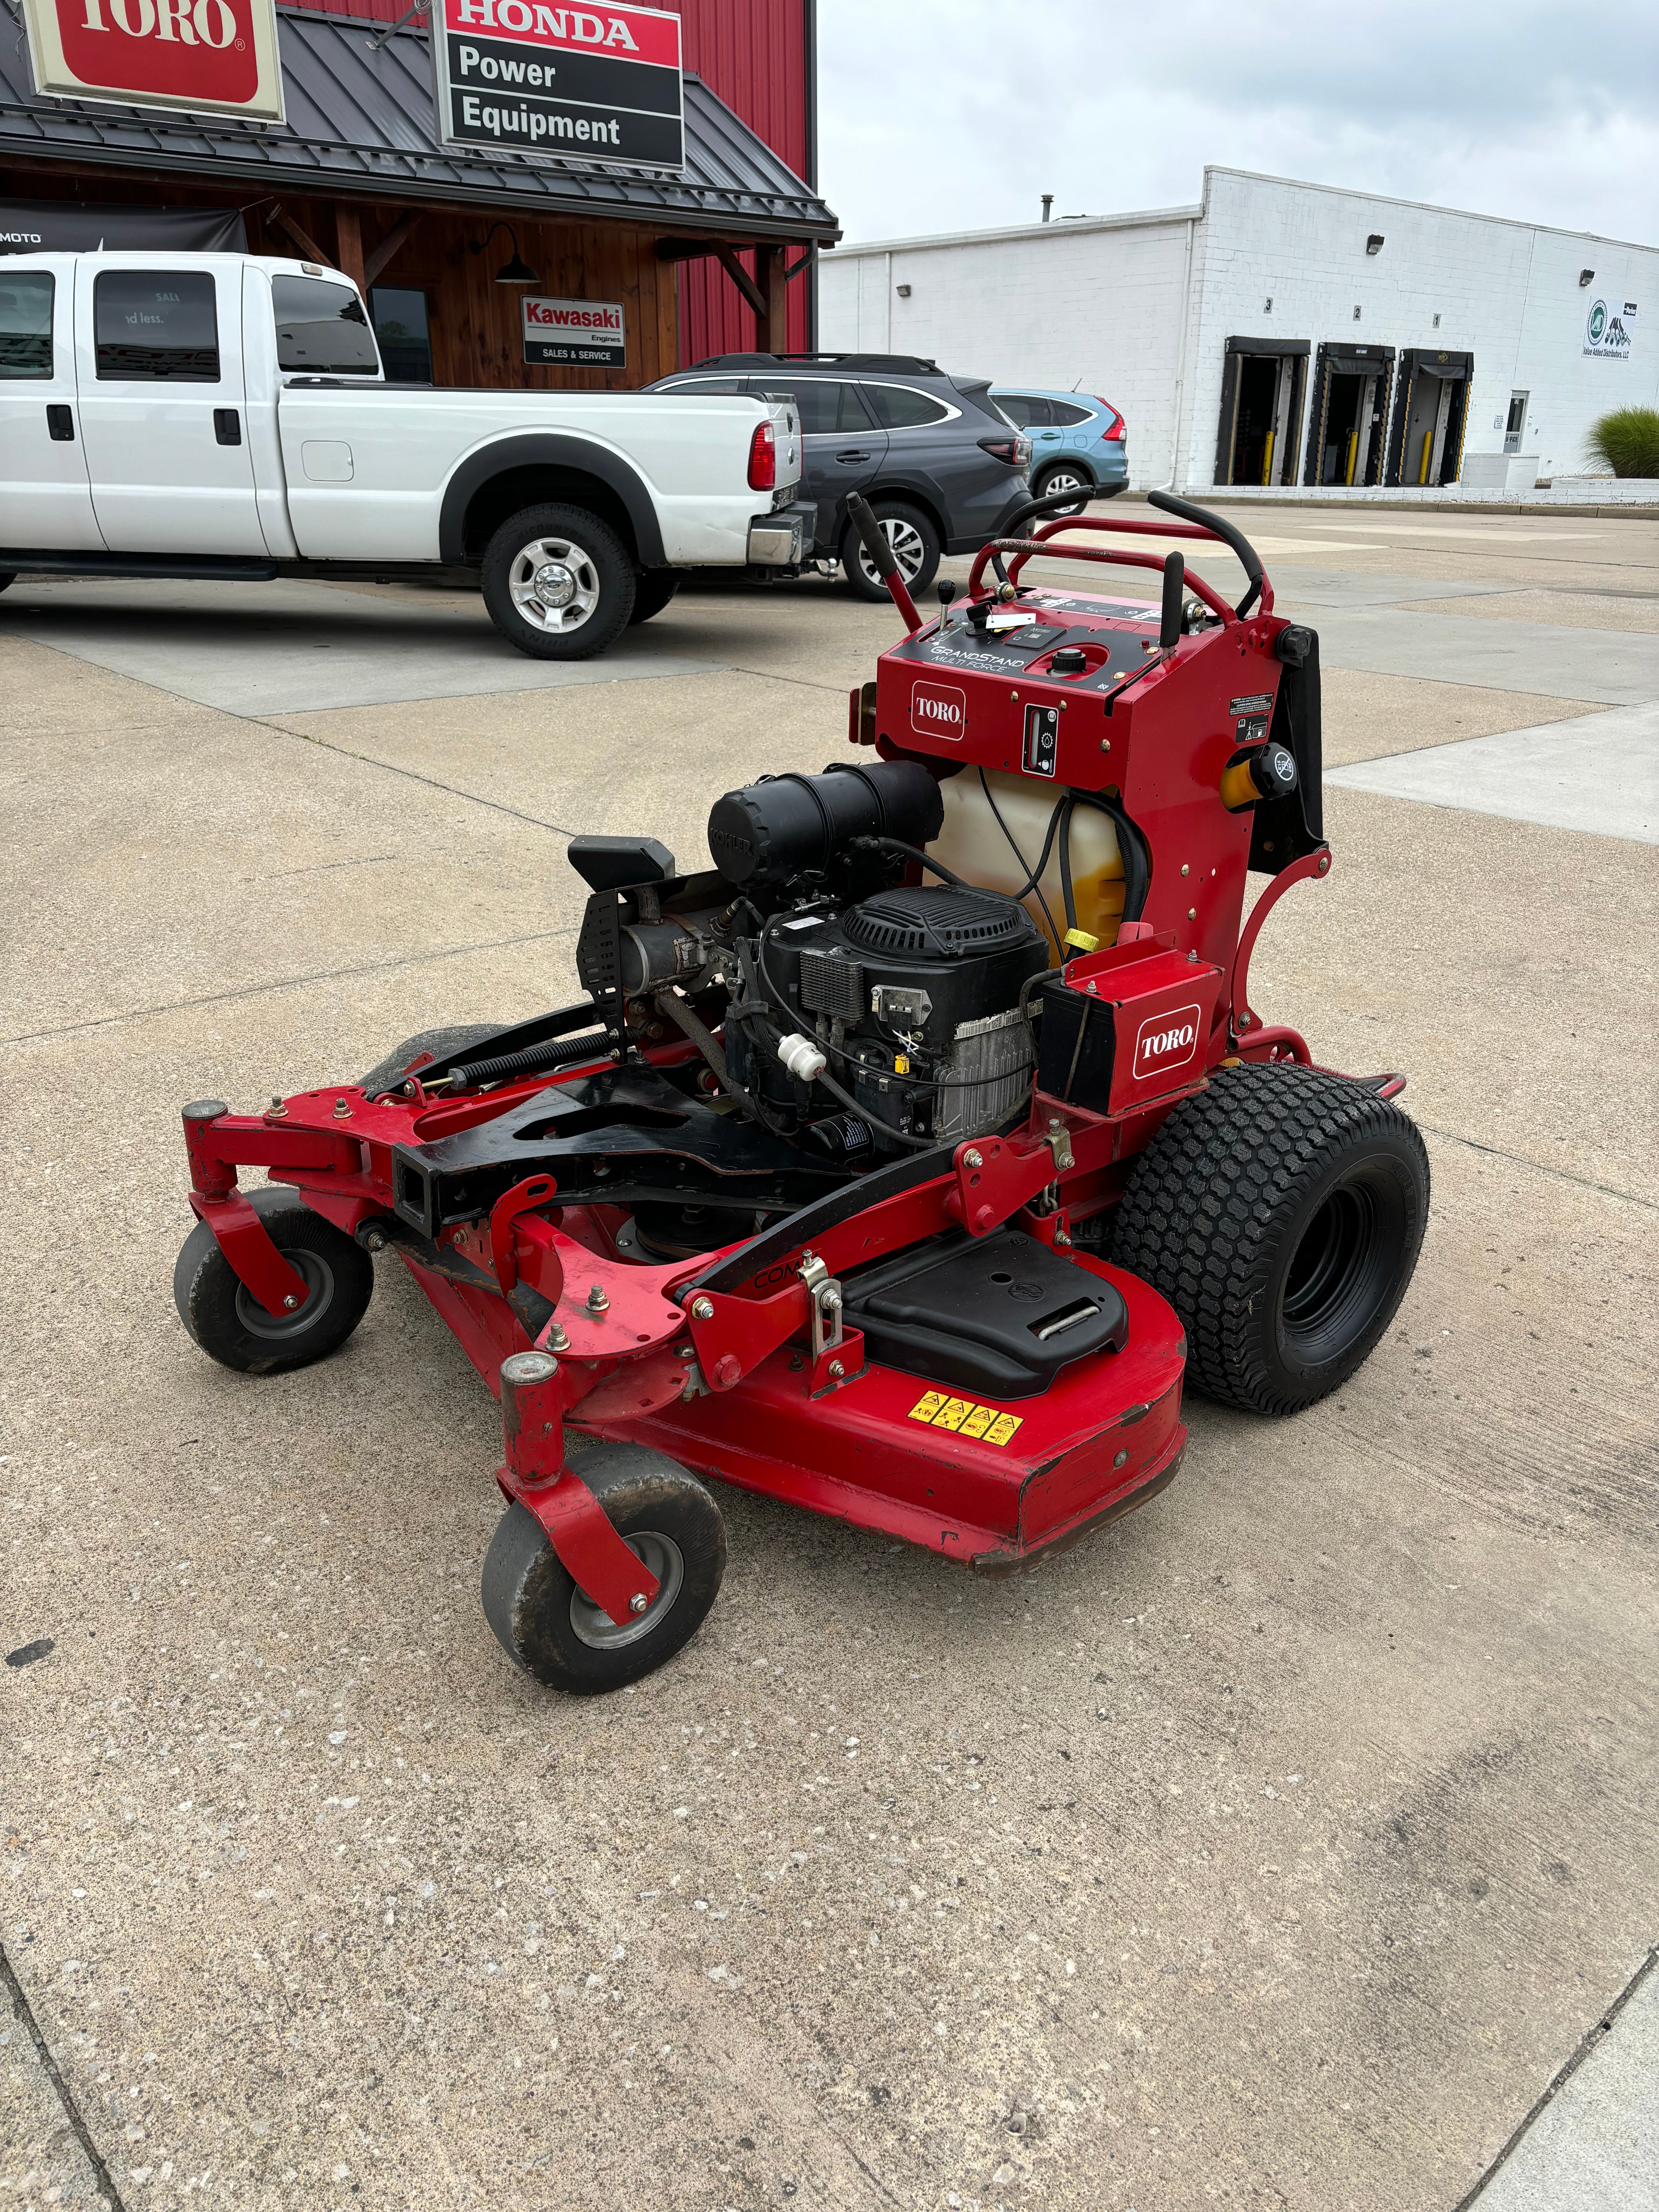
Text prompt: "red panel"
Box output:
[[281, 0, 814, 367]]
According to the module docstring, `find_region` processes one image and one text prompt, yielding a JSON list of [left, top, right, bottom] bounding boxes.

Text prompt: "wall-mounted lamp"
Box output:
[[1579, 268, 1595, 287], [1365, 233, 1385, 255], [895, 283, 912, 298], [469, 222, 541, 287]]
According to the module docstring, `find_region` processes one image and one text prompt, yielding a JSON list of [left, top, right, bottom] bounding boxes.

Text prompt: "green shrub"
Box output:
[[1585, 406, 1659, 477]]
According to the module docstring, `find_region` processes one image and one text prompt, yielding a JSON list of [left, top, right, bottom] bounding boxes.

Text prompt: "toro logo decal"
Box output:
[[911, 680, 965, 740], [21, 0, 284, 118], [1133, 1002, 1201, 1079]]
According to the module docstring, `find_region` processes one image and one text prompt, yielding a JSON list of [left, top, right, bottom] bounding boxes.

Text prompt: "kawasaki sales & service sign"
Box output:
[[20, 0, 284, 120], [431, 1, 684, 171], [523, 294, 625, 366]]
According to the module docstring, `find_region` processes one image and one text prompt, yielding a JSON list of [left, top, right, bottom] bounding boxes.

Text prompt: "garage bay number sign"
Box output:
[[19, 0, 284, 119], [432, 1, 684, 170]]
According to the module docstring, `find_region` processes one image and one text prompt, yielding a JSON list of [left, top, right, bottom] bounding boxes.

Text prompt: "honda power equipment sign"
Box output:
[[432, 1, 684, 171], [523, 295, 625, 367], [19, 0, 284, 121]]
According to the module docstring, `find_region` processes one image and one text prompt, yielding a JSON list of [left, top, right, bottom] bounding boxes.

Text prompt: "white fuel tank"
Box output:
[[929, 768, 1124, 964]]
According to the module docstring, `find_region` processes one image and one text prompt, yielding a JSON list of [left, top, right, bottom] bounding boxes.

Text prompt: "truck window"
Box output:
[[0, 273, 53, 378], [95, 271, 220, 381], [368, 286, 431, 383], [273, 275, 382, 377]]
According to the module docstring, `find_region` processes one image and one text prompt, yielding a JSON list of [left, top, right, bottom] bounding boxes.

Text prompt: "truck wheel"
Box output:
[[841, 502, 940, 603], [1111, 1063, 1429, 1416], [1031, 463, 1092, 517], [173, 1187, 374, 1377], [481, 1446, 726, 1693], [481, 503, 635, 659], [629, 570, 680, 624]]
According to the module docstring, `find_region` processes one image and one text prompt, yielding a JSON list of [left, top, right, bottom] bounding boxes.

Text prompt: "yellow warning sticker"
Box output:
[[908, 1392, 1024, 1447]]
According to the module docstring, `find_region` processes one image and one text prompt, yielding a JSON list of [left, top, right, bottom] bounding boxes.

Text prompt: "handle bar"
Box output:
[[1147, 488, 1268, 617], [969, 490, 1273, 619], [845, 491, 923, 632], [965, 536, 1242, 625]]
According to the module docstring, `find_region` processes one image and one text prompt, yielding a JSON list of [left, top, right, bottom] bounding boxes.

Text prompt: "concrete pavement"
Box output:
[[2, 504, 1654, 2212]]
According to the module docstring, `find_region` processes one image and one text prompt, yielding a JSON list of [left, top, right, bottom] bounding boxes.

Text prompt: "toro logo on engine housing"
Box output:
[[911, 680, 966, 741], [22, 0, 284, 117], [1133, 1001, 1201, 1079]]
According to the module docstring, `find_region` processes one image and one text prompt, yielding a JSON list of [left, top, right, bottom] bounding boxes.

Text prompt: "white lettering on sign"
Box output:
[[452, 1, 639, 38], [910, 680, 966, 740], [25, 0, 283, 116], [1133, 1001, 1202, 1078]]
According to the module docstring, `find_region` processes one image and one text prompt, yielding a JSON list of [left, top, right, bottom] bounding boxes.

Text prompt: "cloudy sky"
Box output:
[[817, 0, 1659, 249]]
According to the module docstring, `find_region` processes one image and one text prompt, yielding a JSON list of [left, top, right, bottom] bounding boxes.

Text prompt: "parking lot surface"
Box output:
[[3, 504, 1655, 2212]]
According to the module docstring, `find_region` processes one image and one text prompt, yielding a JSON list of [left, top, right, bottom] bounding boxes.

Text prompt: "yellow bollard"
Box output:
[[1419, 429, 1433, 485]]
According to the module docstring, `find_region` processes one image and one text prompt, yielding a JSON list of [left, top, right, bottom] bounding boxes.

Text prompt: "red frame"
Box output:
[[179, 505, 1343, 1629]]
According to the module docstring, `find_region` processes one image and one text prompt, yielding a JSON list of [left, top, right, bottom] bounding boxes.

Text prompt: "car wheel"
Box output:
[[629, 570, 680, 624], [480, 502, 635, 660], [1031, 463, 1093, 517], [841, 502, 940, 603]]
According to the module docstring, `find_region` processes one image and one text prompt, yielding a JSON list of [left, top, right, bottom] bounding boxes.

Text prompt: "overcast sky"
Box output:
[[817, 0, 1659, 249]]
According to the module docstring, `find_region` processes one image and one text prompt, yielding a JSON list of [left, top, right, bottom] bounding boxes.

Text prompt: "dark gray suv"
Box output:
[[646, 351, 1032, 601]]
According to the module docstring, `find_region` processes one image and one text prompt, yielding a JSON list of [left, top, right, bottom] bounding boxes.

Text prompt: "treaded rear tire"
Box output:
[[1111, 1062, 1429, 1415]]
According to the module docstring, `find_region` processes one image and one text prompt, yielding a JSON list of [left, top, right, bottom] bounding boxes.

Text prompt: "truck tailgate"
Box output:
[[763, 396, 802, 493]]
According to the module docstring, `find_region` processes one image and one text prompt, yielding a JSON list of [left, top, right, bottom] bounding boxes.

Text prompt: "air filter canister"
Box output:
[[706, 759, 943, 886]]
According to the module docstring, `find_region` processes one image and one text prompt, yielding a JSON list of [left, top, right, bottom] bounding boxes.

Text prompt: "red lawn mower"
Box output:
[[173, 490, 1428, 1693]]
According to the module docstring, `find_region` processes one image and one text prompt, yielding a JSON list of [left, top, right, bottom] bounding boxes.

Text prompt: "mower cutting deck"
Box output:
[[172, 490, 1429, 1693]]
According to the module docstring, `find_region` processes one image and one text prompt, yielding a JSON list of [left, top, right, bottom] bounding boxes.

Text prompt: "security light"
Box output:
[[1579, 268, 1595, 287], [1365, 234, 1384, 254], [469, 223, 541, 287], [896, 283, 912, 297]]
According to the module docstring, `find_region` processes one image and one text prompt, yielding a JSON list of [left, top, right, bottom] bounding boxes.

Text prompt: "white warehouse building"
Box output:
[[818, 167, 1659, 496]]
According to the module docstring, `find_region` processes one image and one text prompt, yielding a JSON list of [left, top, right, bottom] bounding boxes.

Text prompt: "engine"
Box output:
[[572, 760, 1049, 1160]]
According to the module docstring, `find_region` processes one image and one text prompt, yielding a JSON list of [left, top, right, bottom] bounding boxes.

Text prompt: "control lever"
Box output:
[[845, 492, 922, 634], [1159, 552, 1185, 652]]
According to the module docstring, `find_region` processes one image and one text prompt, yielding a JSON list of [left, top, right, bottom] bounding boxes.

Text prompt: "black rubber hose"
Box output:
[[445, 1029, 609, 1091]]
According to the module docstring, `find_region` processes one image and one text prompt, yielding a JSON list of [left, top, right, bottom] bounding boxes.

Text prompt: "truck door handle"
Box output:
[[46, 404, 74, 441], [214, 407, 242, 446]]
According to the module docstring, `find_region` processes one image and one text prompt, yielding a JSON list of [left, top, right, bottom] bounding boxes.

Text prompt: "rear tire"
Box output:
[[482, 1445, 726, 1693], [1111, 1063, 1429, 1415], [480, 502, 634, 660], [173, 1187, 374, 1377], [842, 501, 940, 603], [629, 570, 680, 624], [1031, 462, 1093, 517]]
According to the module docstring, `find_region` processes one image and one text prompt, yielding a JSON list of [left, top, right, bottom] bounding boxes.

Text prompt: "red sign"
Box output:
[[21, 0, 285, 120]]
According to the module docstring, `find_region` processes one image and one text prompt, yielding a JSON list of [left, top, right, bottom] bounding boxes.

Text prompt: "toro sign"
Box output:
[[432, 0, 684, 170], [19, 0, 284, 120]]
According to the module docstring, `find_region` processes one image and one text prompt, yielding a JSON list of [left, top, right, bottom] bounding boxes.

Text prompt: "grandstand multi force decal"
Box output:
[[431, 0, 685, 170]]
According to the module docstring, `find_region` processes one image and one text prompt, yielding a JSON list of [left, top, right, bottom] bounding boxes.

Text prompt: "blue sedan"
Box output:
[[992, 388, 1128, 511]]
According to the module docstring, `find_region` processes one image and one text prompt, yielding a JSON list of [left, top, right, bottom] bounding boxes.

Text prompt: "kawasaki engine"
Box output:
[[572, 761, 1048, 1158]]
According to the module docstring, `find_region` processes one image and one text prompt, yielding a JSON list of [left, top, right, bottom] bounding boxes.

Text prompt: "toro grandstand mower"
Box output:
[[172, 489, 1428, 1694]]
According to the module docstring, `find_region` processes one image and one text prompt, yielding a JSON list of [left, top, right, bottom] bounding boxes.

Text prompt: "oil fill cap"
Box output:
[[1050, 645, 1088, 674]]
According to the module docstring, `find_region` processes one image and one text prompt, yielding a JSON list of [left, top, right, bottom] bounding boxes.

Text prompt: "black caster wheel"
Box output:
[[173, 1186, 374, 1377], [481, 1444, 726, 1693]]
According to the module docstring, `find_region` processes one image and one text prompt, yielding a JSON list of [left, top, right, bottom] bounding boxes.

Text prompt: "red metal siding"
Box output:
[[286, 0, 815, 367]]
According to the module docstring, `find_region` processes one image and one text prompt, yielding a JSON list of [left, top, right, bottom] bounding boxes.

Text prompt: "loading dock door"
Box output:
[[1214, 337, 1309, 486], [1304, 344, 1395, 486], [1385, 350, 1473, 486]]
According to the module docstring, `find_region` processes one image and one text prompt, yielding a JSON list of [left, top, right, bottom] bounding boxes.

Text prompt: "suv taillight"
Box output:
[[979, 433, 1031, 468], [748, 419, 776, 491], [1094, 399, 1125, 440]]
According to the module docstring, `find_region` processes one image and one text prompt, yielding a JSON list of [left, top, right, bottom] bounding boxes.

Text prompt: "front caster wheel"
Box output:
[[173, 1186, 374, 1376], [1111, 1062, 1429, 1415], [481, 1445, 726, 1693]]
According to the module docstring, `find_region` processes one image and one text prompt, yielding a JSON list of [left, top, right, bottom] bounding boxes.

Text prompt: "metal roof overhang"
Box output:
[[0, 6, 839, 246]]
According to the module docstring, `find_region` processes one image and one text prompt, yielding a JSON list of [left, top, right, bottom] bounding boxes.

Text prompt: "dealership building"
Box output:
[[0, 0, 835, 387], [820, 166, 1659, 496]]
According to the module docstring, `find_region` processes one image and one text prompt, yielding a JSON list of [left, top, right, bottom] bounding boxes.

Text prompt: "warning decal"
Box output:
[[908, 1391, 1024, 1446]]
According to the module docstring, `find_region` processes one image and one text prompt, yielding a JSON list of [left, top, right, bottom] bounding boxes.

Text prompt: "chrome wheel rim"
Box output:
[[508, 536, 601, 634], [857, 517, 927, 585], [1041, 470, 1087, 508], [234, 1247, 333, 1339], [569, 1530, 684, 1648]]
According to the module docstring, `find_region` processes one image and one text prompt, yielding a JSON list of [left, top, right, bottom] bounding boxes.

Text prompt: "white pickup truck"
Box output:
[[0, 250, 808, 658]]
